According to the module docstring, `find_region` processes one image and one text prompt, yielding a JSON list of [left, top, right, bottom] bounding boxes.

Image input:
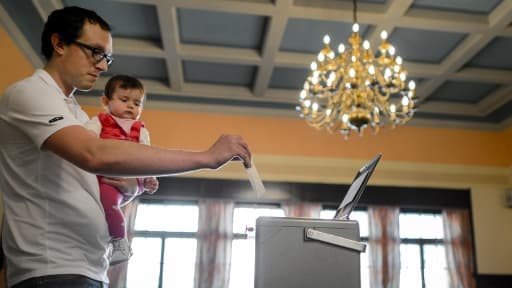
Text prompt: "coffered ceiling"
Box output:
[[1, 0, 512, 130]]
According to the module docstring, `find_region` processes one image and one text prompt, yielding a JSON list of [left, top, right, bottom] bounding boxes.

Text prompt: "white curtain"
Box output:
[[282, 201, 322, 218], [368, 206, 400, 288], [194, 199, 234, 288], [443, 209, 476, 288]]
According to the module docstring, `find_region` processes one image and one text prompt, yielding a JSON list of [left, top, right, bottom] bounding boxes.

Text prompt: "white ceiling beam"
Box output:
[[155, 0, 183, 90], [252, 0, 294, 97]]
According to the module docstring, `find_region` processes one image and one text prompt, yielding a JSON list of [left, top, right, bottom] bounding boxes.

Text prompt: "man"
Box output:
[[0, 6, 251, 288]]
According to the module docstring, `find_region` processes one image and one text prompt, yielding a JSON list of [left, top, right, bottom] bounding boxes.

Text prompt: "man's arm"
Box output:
[[42, 125, 251, 177]]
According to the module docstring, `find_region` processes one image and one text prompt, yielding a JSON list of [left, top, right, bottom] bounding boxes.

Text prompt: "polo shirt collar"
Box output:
[[35, 69, 75, 99]]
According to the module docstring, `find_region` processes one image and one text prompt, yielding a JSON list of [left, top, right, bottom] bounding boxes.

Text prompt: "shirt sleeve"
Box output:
[[1, 81, 84, 149], [84, 116, 102, 137], [139, 127, 151, 145]]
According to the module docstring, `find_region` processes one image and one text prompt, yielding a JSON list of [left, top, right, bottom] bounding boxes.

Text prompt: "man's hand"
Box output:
[[144, 177, 159, 194], [207, 134, 251, 169], [100, 176, 140, 204]]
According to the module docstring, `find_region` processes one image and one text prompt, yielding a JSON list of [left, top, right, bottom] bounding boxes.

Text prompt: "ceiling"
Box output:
[[1, 0, 512, 131]]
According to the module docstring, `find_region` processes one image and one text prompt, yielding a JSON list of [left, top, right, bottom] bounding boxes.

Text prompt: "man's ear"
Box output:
[[51, 33, 65, 56]]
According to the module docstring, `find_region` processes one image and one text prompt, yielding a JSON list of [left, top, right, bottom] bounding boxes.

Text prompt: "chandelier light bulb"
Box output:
[[368, 65, 375, 75], [342, 114, 349, 123], [338, 44, 345, 53], [310, 61, 317, 71], [394, 65, 400, 73], [399, 72, 406, 81], [328, 72, 336, 82], [303, 82, 309, 90], [304, 100, 311, 108], [328, 51, 335, 59], [408, 80, 416, 90], [318, 53, 325, 62], [401, 96, 409, 106], [326, 109, 332, 116], [384, 68, 392, 79], [323, 35, 331, 44], [363, 40, 370, 50], [389, 46, 396, 55], [349, 68, 356, 78], [390, 104, 396, 113], [396, 56, 403, 65], [352, 23, 359, 33], [312, 102, 319, 111], [300, 90, 306, 99], [312, 76, 319, 84], [380, 30, 388, 40], [351, 56, 356, 63]]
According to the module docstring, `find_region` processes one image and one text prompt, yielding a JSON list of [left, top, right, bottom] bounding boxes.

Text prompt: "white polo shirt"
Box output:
[[0, 69, 110, 286]]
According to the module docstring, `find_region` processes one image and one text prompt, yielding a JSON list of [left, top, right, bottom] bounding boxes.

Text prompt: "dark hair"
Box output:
[[104, 75, 145, 100], [41, 6, 111, 61]]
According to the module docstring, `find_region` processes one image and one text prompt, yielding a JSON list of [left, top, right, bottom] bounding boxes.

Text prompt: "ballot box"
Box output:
[[254, 216, 365, 288]]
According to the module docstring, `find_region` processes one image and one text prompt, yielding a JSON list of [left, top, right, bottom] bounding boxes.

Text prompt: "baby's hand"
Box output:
[[144, 177, 159, 194]]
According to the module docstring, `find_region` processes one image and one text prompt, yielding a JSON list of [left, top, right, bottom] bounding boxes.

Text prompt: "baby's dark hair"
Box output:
[[104, 75, 145, 100], [41, 6, 111, 61]]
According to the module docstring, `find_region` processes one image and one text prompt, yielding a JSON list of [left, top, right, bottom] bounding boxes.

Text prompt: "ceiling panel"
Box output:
[[411, 0, 502, 14], [64, 0, 161, 41], [466, 37, 512, 70], [281, 18, 371, 53], [389, 28, 467, 63], [269, 67, 310, 90], [183, 60, 256, 87], [428, 81, 500, 104], [106, 55, 168, 82], [178, 8, 267, 49]]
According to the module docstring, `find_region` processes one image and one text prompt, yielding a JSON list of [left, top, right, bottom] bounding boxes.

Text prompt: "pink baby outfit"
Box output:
[[97, 112, 145, 239]]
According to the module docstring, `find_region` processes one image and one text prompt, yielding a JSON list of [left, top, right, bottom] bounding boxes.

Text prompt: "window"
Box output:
[[319, 209, 449, 288], [399, 212, 449, 288], [320, 209, 370, 288], [229, 205, 285, 288], [127, 202, 451, 288], [127, 203, 199, 288]]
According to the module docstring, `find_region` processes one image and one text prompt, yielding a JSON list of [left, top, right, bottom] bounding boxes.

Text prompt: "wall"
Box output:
[[1, 23, 511, 276]]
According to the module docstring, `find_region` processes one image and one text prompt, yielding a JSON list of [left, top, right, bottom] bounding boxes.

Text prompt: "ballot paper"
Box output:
[[246, 161, 266, 198]]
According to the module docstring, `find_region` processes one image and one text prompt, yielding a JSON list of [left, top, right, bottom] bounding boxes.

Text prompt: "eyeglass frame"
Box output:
[[72, 40, 114, 66]]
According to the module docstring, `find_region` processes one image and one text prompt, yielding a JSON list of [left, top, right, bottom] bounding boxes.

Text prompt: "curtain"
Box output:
[[368, 206, 400, 288], [282, 201, 322, 218], [194, 199, 234, 288], [107, 199, 139, 288], [443, 209, 476, 288]]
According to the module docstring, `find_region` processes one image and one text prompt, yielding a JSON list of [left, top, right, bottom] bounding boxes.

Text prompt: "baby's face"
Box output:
[[107, 88, 144, 120]]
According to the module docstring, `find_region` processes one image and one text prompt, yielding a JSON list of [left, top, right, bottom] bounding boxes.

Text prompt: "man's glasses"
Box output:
[[72, 40, 114, 66]]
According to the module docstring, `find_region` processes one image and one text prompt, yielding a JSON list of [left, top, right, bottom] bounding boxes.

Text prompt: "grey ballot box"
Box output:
[[255, 216, 365, 288]]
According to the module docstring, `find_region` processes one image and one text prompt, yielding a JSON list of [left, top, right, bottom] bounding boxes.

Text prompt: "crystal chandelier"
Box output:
[[297, 0, 416, 138]]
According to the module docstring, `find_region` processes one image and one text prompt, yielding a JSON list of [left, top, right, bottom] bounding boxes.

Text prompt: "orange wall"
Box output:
[[81, 106, 512, 167], [2, 23, 511, 167], [0, 25, 33, 89]]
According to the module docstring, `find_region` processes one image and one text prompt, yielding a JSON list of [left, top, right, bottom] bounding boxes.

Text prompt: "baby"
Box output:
[[86, 75, 158, 265]]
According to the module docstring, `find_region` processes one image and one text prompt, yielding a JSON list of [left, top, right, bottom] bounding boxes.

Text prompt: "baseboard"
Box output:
[[476, 274, 512, 288]]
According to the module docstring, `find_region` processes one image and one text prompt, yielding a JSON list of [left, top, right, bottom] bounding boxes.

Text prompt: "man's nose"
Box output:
[[95, 58, 108, 72]]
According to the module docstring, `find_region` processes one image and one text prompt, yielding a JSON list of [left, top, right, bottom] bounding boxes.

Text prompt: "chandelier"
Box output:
[[297, 0, 416, 138]]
